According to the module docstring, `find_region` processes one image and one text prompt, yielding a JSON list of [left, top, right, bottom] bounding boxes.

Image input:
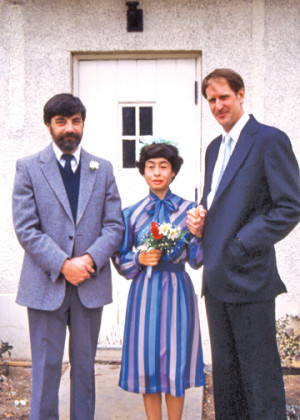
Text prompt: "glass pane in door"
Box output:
[[139, 106, 153, 136], [122, 107, 135, 136]]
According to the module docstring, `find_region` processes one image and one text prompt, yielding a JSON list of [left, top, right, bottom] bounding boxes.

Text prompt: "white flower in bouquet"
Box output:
[[159, 223, 172, 236]]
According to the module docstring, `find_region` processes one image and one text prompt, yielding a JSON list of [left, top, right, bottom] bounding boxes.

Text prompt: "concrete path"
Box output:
[[59, 349, 203, 419]]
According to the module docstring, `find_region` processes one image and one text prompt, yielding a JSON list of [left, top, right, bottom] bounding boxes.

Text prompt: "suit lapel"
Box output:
[[76, 149, 97, 225], [202, 137, 221, 207], [40, 145, 73, 221], [211, 116, 257, 207]]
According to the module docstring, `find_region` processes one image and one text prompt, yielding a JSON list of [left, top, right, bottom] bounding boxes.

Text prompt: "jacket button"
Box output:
[[69, 236, 73, 240]]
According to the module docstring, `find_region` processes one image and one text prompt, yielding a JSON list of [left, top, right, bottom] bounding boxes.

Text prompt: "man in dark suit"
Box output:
[[12, 93, 124, 420], [187, 69, 300, 419]]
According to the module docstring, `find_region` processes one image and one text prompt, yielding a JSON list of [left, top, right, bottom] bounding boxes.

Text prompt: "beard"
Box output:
[[50, 127, 82, 152]]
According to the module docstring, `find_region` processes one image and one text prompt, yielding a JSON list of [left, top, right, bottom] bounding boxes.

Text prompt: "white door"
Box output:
[[74, 55, 202, 346]]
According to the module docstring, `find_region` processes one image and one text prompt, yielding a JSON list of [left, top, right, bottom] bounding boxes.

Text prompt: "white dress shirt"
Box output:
[[52, 143, 81, 173], [207, 113, 250, 209]]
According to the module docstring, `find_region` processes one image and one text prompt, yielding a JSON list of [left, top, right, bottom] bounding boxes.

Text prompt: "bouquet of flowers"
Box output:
[[138, 221, 188, 256]]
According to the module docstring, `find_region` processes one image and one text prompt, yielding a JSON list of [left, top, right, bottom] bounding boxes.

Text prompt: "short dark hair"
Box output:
[[201, 68, 245, 98], [43, 93, 86, 124], [136, 142, 184, 177]]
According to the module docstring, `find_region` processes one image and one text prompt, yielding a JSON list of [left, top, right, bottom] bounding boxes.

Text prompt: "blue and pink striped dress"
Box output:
[[113, 189, 205, 397]]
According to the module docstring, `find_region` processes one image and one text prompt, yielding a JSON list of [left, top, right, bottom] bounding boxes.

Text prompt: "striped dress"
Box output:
[[113, 189, 205, 397]]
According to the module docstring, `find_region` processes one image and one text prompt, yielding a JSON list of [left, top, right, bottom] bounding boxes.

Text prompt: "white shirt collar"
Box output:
[[52, 143, 81, 165], [222, 112, 250, 144]]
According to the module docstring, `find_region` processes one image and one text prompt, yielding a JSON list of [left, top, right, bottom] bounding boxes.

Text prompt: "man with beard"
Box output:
[[12, 93, 124, 420]]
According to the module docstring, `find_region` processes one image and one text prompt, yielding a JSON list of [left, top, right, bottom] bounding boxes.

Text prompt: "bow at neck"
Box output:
[[145, 190, 178, 221]]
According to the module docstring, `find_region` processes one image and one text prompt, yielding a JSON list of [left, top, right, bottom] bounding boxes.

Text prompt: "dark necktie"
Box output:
[[62, 154, 74, 175]]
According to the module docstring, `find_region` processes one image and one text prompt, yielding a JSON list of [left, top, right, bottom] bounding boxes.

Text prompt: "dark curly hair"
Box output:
[[43, 93, 86, 125], [136, 142, 183, 178]]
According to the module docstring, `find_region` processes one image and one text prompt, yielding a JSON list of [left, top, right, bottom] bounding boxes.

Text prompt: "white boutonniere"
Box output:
[[89, 161, 99, 172]]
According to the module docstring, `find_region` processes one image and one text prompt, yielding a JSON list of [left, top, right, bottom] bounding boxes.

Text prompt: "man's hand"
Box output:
[[61, 255, 95, 286], [186, 205, 207, 238], [138, 249, 163, 266]]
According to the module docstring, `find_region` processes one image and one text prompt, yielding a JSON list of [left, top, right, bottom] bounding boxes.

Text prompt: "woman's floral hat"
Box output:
[[139, 137, 179, 151]]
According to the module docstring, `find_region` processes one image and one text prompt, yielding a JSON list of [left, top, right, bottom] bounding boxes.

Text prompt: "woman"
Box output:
[[113, 141, 205, 420]]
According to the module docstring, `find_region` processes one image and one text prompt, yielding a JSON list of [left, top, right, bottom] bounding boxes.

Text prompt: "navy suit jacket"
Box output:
[[201, 115, 300, 303]]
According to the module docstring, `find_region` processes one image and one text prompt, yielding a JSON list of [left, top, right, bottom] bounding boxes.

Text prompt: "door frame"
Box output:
[[72, 51, 203, 202]]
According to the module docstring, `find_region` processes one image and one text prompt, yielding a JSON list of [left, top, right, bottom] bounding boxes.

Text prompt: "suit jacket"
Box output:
[[13, 144, 124, 310], [201, 115, 300, 303]]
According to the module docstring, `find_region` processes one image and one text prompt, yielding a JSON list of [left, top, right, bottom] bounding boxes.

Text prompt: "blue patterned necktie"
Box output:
[[62, 154, 74, 176], [215, 134, 233, 190]]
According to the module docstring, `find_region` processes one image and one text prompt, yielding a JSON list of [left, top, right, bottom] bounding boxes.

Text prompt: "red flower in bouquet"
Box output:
[[137, 221, 189, 257], [150, 222, 163, 240]]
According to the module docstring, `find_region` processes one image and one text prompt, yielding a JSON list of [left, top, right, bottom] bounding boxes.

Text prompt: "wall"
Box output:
[[0, 0, 299, 359]]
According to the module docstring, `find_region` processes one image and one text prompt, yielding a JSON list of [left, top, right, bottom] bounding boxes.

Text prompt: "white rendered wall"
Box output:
[[0, 0, 298, 359]]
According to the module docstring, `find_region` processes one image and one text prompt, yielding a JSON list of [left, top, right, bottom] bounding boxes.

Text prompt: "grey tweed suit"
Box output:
[[12, 144, 124, 419]]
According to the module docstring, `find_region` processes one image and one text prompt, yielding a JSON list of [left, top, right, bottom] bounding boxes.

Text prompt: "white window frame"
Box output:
[[119, 102, 156, 169]]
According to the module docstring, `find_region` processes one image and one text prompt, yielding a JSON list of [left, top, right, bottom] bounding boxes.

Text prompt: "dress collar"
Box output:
[[149, 189, 172, 202]]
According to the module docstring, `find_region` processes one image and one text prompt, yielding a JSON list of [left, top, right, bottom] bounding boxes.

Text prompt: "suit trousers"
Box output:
[[28, 282, 103, 420], [205, 290, 286, 420]]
